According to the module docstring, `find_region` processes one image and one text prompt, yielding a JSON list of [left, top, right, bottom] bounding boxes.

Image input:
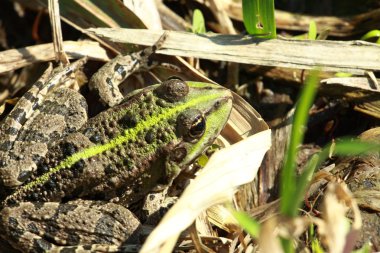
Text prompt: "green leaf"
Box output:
[[311, 238, 324, 253], [192, 9, 206, 34], [280, 69, 320, 217], [327, 139, 380, 157], [231, 210, 260, 237], [242, 0, 276, 38], [361, 30, 380, 42], [308, 21, 317, 40], [334, 72, 352, 77], [197, 154, 209, 167]]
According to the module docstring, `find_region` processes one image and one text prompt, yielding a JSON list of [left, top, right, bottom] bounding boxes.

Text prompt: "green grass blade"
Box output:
[[293, 154, 319, 208], [242, 0, 276, 38], [280, 70, 319, 217], [231, 210, 260, 237], [318, 139, 380, 164], [308, 21, 317, 40], [361, 30, 380, 41], [192, 9, 206, 34]]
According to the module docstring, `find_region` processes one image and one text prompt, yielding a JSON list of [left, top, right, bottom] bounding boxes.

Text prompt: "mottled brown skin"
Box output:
[[7, 83, 190, 206]]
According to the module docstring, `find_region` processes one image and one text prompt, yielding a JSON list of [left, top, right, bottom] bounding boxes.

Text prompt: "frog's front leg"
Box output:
[[89, 33, 168, 107], [0, 200, 141, 252]]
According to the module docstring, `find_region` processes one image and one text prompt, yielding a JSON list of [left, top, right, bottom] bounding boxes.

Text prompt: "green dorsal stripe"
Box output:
[[20, 92, 222, 191]]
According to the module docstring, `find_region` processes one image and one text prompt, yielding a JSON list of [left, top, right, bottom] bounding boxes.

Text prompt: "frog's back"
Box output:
[[4, 79, 232, 206]]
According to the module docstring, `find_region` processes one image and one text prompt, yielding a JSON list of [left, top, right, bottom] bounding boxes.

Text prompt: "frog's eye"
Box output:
[[189, 115, 205, 138], [155, 78, 189, 102], [177, 109, 206, 141]]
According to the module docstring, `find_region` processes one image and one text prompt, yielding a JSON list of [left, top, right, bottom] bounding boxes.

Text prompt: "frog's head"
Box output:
[[153, 79, 233, 179]]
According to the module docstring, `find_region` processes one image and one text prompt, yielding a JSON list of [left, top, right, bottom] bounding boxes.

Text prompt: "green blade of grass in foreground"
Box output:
[[242, 0, 276, 38], [293, 21, 317, 40], [192, 9, 206, 34], [361, 30, 380, 43], [231, 210, 261, 238], [308, 21, 317, 40], [280, 70, 319, 218]]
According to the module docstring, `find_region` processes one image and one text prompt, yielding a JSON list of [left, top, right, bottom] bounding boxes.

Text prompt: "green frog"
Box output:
[[0, 34, 232, 252]]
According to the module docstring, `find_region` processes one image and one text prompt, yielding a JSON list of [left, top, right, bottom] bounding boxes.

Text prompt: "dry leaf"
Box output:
[[140, 129, 271, 253]]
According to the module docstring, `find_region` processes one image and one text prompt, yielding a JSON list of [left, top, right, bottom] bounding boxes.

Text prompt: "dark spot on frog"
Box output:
[[89, 133, 102, 143], [32, 154, 44, 164], [43, 101, 70, 117], [118, 113, 138, 128], [27, 192, 39, 201], [4, 126, 18, 136], [71, 159, 85, 177], [116, 148, 126, 157], [66, 127, 77, 134], [114, 63, 127, 79], [105, 128, 117, 139], [37, 163, 50, 175], [106, 78, 115, 90], [57, 203, 77, 215], [105, 165, 116, 174], [31, 202, 44, 211], [42, 230, 58, 243], [27, 222, 39, 234], [0, 140, 13, 152], [67, 185, 84, 199], [159, 206, 169, 217], [32, 238, 52, 252], [17, 170, 32, 183], [83, 127, 102, 143], [170, 147, 187, 162], [82, 127, 93, 136], [61, 142, 77, 156], [9, 108, 26, 124], [123, 159, 132, 167], [49, 131, 61, 141], [5, 198, 17, 206], [363, 179, 375, 189], [8, 217, 24, 239], [23, 91, 35, 102], [149, 194, 155, 201], [8, 217, 19, 229], [35, 81, 44, 90], [67, 233, 81, 245], [94, 216, 116, 243], [83, 245, 92, 250], [156, 98, 168, 108], [24, 131, 48, 143], [45, 179, 57, 189]]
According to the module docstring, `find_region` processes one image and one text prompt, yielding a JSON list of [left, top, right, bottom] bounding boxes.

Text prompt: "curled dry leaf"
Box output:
[[140, 129, 272, 253]]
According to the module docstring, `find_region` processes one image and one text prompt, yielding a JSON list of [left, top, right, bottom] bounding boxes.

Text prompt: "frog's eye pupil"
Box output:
[[189, 115, 205, 138]]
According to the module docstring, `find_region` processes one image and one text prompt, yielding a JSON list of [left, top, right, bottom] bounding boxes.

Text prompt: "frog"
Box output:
[[0, 33, 233, 252]]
